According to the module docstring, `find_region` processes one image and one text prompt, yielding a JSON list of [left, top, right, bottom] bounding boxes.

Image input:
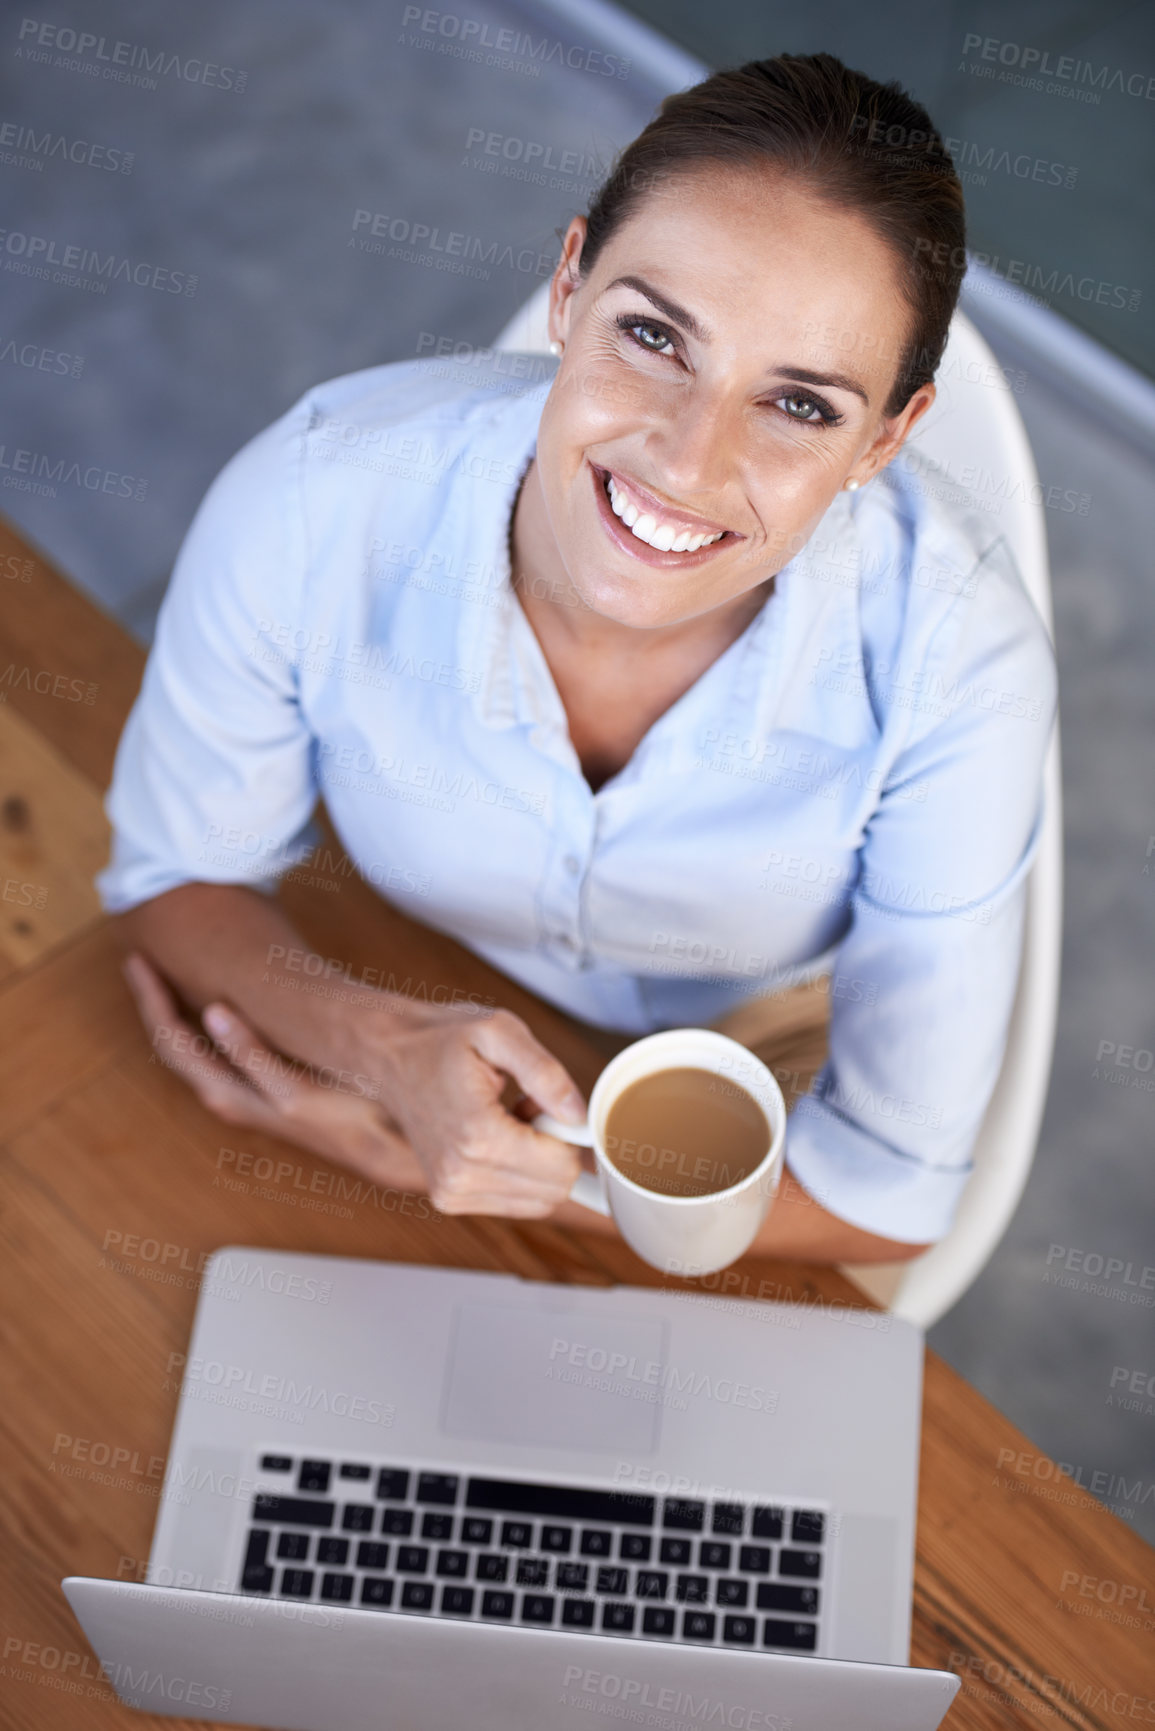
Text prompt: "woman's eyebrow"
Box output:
[[769, 364, 870, 405], [604, 274, 708, 342]]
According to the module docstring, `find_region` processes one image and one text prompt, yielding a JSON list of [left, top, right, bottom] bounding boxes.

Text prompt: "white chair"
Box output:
[[493, 283, 1064, 1328]]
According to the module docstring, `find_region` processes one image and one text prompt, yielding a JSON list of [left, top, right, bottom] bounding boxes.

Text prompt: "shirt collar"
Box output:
[[450, 371, 554, 731]]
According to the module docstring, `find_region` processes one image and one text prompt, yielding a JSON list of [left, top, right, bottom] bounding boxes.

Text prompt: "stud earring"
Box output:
[[844, 477, 861, 491], [549, 339, 563, 357]]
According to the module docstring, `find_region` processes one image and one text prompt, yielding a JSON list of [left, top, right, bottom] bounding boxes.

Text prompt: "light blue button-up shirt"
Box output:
[[97, 355, 1058, 1243]]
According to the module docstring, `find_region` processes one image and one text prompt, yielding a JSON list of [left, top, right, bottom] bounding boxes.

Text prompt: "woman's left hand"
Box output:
[[123, 952, 430, 1192]]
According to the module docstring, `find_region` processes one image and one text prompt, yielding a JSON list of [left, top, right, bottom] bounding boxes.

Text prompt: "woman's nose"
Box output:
[[646, 388, 740, 506]]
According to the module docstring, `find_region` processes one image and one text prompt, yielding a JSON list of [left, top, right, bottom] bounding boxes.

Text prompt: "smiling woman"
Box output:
[[98, 53, 1057, 1267]]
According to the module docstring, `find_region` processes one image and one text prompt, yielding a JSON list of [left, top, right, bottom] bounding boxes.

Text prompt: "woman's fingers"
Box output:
[[471, 1007, 587, 1125], [121, 954, 283, 1129]]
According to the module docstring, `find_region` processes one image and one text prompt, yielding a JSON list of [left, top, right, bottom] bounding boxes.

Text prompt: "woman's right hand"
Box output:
[[360, 1001, 592, 1217]]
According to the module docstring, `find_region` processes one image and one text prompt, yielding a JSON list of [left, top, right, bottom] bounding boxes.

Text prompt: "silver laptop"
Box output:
[[64, 1247, 959, 1729]]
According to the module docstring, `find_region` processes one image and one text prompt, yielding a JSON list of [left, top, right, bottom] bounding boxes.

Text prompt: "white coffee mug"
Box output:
[[534, 1028, 787, 1277]]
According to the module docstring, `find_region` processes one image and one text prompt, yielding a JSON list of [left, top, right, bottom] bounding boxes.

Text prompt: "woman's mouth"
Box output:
[[591, 464, 740, 568]]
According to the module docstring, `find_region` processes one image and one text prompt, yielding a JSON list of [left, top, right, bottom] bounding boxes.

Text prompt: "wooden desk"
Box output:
[[1, 518, 1152, 1730]]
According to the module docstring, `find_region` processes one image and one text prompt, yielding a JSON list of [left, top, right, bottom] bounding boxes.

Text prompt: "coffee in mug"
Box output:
[[532, 1027, 787, 1277], [603, 1067, 770, 1198]]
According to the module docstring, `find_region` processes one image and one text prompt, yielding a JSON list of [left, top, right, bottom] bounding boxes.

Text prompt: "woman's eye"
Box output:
[[779, 393, 827, 423], [625, 320, 675, 355]]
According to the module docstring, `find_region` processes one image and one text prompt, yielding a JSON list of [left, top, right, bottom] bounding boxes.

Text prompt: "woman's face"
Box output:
[[531, 166, 935, 630]]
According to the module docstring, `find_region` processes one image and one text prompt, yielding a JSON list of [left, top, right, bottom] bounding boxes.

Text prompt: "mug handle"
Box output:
[[532, 1111, 611, 1216]]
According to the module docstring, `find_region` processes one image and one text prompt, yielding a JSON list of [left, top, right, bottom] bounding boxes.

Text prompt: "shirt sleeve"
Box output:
[[784, 533, 1059, 1244], [96, 397, 318, 914]]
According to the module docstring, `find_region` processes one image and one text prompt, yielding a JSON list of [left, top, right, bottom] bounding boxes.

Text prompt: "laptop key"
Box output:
[[476, 1554, 509, 1582], [317, 1538, 349, 1566], [756, 1583, 819, 1616], [396, 1546, 429, 1574], [635, 1571, 668, 1599], [342, 1504, 376, 1533], [254, 1495, 333, 1528], [561, 1598, 596, 1629], [520, 1594, 555, 1625], [260, 1455, 292, 1473], [437, 1550, 470, 1579], [280, 1568, 314, 1598], [712, 1504, 744, 1535], [791, 1510, 825, 1544], [461, 1517, 492, 1545], [738, 1545, 772, 1574], [675, 1574, 709, 1604], [659, 1538, 691, 1566], [663, 1499, 705, 1531], [595, 1567, 628, 1596], [579, 1529, 612, 1557], [321, 1573, 354, 1603], [376, 1468, 410, 1501], [401, 1581, 434, 1610], [298, 1461, 331, 1494], [619, 1533, 651, 1562], [416, 1473, 459, 1506], [422, 1512, 454, 1541], [779, 1550, 822, 1580], [602, 1602, 635, 1633], [517, 1557, 549, 1588], [355, 1541, 389, 1570], [360, 1576, 394, 1609], [683, 1610, 716, 1641], [641, 1606, 675, 1636], [541, 1525, 572, 1553], [481, 1590, 514, 1620], [699, 1541, 731, 1570], [276, 1533, 310, 1561], [240, 1529, 272, 1593], [762, 1618, 817, 1652], [466, 1478, 654, 1527], [338, 1463, 371, 1481], [441, 1585, 474, 1617], [723, 1614, 755, 1645], [381, 1508, 414, 1537], [716, 1579, 748, 1607], [501, 1520, 533, 1549], [751, 1506, 783, 1541], [556, 1563, 589, 1593]]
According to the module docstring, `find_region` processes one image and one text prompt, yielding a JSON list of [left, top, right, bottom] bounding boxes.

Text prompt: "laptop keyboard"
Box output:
[[237, 1454, 824, 1654]]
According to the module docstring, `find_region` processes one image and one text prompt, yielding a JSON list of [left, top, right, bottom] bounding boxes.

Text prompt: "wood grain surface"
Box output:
[[1, 516, 1152, 1731]]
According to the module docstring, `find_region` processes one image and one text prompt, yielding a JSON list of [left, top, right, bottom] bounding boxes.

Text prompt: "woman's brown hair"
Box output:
[[579, 52, 967, 416]]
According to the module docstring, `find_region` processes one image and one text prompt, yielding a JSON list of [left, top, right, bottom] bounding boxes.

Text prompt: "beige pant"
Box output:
[[583, 975, 834, 1113], [709, 975, 833, 1118]]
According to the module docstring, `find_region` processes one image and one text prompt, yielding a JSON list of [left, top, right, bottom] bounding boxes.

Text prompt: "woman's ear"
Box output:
[[862, 381, 936, 480], [548, 217, 587, 348]]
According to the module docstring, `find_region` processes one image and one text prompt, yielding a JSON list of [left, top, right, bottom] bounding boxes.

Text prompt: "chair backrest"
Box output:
[[843, 315, 1063, 1324], [493, 285, 1063, 1327]]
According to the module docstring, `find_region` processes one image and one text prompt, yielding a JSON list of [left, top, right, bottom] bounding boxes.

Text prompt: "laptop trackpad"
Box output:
[[440, 1302, 666, 1455]]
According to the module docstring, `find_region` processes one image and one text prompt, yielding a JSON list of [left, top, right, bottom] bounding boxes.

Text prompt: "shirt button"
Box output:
[[563, 854, 581, 876]]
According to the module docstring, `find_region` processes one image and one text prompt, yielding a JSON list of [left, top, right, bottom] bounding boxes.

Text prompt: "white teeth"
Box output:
[[605, 472, 725, 551]]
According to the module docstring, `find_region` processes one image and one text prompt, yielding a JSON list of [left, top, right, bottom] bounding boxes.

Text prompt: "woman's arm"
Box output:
[[115, 885, 594, 1218], [114, 881, 395, 1073], [546, 1168, 932, 1264]]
